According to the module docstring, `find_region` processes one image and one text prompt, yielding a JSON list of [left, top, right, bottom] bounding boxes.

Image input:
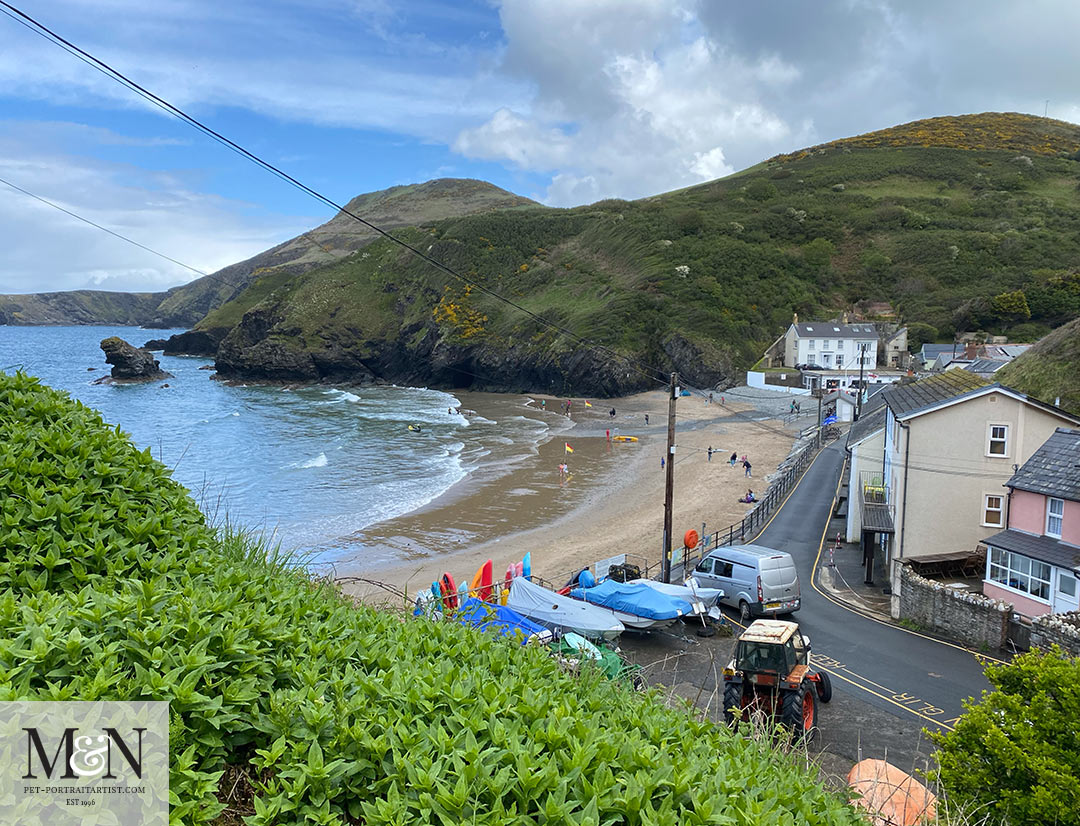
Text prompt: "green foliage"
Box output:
[[930, 646, 1080, 826], [905, 322, 939, 350], [802, 238, 836, 269], [0, 371, 863, 826], [996, 315, 1080, 413], [990, 289, 1031, 321], [744, 179, 778, 201]]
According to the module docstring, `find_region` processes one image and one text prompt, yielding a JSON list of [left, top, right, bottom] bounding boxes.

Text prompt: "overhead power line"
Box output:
[[0, 1, 670, 388], [0, 173, 209, 278]]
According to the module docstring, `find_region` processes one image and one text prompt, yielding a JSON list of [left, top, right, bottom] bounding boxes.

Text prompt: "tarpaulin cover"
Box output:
[[507, 577, 624, 640], [453, 597, 552, 643], [570, 579, 691, 620], [630, 578, 723, 609]]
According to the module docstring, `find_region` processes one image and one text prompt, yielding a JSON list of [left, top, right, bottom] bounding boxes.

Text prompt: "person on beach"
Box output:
[[644, 414, 649, 425], [541, 399, 546, 410], [744, 489, 756, 503], [707, 446, 713, 462], [660, 456, 665, 470], [730, 451, 737, 466], [743, 459, 752, 477], [708, 392, 714, 405], [609, 407, 616, 418], [789, 399, 796, 414]]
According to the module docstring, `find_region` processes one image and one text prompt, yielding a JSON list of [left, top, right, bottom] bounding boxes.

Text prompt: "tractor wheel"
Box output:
[[722, 682, 744, 727], [739, 601, 752, 623], [815, 671, 833, 703], [780, 685, 816, 741]]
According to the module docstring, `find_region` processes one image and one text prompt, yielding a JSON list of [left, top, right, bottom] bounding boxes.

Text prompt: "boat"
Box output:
[[611, 435, 638, 443], [507, 577, 625, 641], [569, 578, 692, 631], [629, 578, 724, 614], [452, 598, 553, 644]]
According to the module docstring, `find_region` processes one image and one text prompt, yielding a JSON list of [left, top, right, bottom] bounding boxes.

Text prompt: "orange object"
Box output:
[[847, 759, 937, 826], [469, 559, 494, 601], [439, 572, 458, 611], [683, 529, 700, 549]]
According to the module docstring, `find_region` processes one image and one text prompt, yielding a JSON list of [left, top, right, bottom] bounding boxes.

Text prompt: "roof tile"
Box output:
[[1006, 428, 1080, 502]]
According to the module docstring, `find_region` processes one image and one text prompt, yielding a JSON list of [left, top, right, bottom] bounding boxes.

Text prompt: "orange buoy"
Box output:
[[683, 529, 700, 549], [847, 759, 937, 826]]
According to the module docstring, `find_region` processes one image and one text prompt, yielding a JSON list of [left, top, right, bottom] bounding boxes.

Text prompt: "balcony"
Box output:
[[858, 471, 895, 534]]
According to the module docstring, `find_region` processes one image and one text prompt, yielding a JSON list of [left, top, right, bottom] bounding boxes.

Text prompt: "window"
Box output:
[[716, 560, 734, 578], [822, 340, 831, 350], [983, 495, 1004, 527], [987, 424, 1008, 456], [808, 339, 815, 351], [1047, 497, 1064, 538], [837, 339, 845, 350], [1060, 572, 1076, 598], [988, 547, 1051, 600]]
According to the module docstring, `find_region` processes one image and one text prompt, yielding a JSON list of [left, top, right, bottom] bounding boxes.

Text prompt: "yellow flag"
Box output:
[[584, 401, 592, 408], [564, 443, 574, 454]]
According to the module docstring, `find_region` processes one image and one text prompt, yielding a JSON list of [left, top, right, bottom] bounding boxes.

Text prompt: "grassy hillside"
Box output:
[[996, 316, 1080, 413], [0, 369, 863, 826], [203, 113, 1080, 392]]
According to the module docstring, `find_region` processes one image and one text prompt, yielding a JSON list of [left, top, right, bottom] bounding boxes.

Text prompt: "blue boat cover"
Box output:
[[453, 598, 551, 643], [570, 579, 691, 620]]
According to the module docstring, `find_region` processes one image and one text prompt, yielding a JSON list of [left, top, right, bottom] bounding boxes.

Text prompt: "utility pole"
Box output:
[[855, 343, 866, 420], [662, 372, 677, 583]]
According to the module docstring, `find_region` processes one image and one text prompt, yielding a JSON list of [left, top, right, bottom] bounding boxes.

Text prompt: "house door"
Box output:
[[1051, 570, 1079, 614]]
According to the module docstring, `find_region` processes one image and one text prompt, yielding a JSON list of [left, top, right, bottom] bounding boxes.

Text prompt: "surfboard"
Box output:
[[470, 559, 494, 601], [522, 552, 532, 580]]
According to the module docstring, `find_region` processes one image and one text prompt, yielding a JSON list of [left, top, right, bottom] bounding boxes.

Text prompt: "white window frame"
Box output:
[[837, 339, 845, 350], [1060, 571, 1077, 598], [982, 494, 1005, 528], [987, 423, 1009, 457], [808, 339, 815, 351], [1046, 497, 1064, 539], [987, 547, 1051, 601]]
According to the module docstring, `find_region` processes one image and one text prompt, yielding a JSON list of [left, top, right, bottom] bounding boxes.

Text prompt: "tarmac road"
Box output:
[[744, 439, 996, 735]]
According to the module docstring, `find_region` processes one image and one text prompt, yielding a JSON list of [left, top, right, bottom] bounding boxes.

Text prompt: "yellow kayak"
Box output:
[[612, 435, 638, 443]]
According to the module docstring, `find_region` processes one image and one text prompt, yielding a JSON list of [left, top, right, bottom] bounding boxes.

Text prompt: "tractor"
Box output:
[[722, 619, 832, 740]]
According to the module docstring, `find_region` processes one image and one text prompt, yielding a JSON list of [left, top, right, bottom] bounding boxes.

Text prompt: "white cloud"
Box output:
[[0, 125, 315, 294]]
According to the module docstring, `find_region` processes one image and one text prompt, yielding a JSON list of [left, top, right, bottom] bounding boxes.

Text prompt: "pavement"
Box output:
[[620, 438, 998, 779]]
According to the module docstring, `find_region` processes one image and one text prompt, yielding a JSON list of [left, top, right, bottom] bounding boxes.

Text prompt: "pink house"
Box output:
[[983, 428, 1080, 618]]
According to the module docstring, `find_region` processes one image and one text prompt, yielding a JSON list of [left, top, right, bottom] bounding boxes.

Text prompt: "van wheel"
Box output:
[[739, 601, 752, 623]]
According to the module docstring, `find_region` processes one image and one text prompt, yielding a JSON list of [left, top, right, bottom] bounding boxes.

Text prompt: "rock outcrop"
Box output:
[[96, 337, 172, 383]]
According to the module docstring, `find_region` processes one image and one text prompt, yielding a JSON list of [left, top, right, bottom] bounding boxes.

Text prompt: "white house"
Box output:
[[783, 322, 878, 371]]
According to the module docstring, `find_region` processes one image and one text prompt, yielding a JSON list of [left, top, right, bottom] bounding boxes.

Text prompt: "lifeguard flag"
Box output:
[[564, 443, 574, 454], [584, 401, 592, 408]]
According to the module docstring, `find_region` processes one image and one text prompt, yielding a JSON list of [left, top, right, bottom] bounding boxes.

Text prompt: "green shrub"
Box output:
[[0, 372, 863, 826], [930, 646, 1080, 826]]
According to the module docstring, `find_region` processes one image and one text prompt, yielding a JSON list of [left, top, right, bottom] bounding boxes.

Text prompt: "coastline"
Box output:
[[336, 389, 798, 602]]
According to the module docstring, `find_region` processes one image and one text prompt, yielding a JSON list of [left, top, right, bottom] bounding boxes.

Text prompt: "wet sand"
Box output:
[[336, 389, 796, 602]]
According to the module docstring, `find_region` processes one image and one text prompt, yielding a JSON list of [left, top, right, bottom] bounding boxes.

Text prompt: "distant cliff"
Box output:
[[0, 290, 165, 326]]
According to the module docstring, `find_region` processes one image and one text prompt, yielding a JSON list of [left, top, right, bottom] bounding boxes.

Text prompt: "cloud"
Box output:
[[0, 124, 315, 294]]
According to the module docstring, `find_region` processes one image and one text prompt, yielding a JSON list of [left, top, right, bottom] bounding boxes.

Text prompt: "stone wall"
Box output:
[[896, 563, 1011, 650], [1031, 611, 1080, 656]]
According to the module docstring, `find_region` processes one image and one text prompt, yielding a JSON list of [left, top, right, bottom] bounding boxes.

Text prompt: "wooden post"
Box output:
[[661, 372, 677, 583]]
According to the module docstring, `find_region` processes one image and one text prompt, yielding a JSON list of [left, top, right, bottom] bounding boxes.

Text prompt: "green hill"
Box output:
[[0, 369, 863, 825], [996, 316, 1080, 413], [193, 113, 1080, 393], [0, 179, 535, 328]]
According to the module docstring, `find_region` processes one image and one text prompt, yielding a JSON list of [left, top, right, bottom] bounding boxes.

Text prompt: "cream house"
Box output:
[[841, 370, 1080, 609]]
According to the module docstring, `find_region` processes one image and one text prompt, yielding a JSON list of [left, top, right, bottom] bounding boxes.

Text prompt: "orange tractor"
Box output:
[[722, 619, 832, 740]]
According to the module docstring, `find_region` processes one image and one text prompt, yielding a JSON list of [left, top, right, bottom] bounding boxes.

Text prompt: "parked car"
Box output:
[[693, 544, 801, 622]]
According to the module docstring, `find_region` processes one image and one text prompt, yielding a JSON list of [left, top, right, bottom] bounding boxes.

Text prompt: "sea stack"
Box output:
[[96, 336, 173, 383]]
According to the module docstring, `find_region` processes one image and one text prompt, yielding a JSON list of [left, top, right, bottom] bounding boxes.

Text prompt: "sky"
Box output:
[[2, 0, 1079, 295]]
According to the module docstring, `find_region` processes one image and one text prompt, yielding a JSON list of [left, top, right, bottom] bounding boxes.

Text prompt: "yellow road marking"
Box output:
[[807, 453, 1008, 666]]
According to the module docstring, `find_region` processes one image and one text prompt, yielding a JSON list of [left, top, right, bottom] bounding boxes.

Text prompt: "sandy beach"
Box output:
[[337, 388, 799, 602]]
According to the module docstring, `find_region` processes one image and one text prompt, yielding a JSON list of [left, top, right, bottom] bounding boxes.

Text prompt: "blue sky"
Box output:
[[2, 0, 1079, 294]]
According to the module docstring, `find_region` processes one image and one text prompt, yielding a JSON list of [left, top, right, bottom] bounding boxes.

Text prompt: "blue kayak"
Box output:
[[569, 579, 691, 630]]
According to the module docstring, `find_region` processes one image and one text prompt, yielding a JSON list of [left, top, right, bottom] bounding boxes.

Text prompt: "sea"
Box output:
[[0, 325, 563, 565]]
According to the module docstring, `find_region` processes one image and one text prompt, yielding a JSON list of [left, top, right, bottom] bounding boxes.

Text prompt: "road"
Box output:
[[735, 439, 996, 733]]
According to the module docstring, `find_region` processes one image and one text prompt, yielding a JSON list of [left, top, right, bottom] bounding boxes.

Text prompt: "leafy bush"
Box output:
[[0, 372, 863, 826], [931, 646, 1080, 826]]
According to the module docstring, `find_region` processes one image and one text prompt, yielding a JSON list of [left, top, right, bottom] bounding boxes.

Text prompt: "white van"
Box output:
[[692, 544, 800, 622]]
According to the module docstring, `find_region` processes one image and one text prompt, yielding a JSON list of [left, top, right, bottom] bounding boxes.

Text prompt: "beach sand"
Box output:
[[337, 389, 796, 603]]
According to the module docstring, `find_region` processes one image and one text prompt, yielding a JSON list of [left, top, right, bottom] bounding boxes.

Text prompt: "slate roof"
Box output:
[[983, 528, 1080, 571], [793, 322, 878, 339], [965, 358, 1009, 377], [845, 395, 887, 450], [919, 344, 956, 363], [881, 370, 990, 419], [1006, 428, 1080, 502]]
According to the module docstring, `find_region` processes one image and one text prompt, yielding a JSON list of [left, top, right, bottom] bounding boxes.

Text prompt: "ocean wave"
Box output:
[[286, 452, 328, 469]]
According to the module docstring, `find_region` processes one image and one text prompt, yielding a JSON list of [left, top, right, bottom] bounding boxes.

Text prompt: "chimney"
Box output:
[[793, 312, 798, 324], [964, 341, 978, 359]]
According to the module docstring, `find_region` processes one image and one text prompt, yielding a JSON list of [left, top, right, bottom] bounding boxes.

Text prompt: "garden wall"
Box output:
[[1030, 611, 1080, 656], [897, 563, 1011, 650]]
